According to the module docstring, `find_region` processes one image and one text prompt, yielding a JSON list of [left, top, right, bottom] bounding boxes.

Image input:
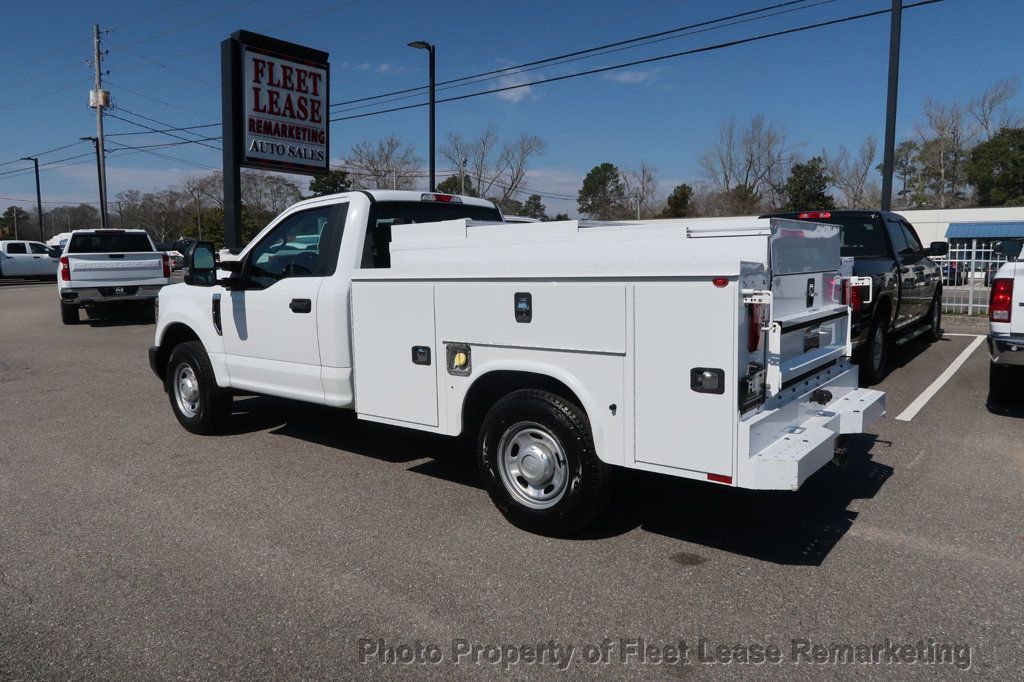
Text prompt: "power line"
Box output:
[[106, 140, 219, 170], [107, 109, 222, 150], [0, 141, 88, 170], [331, 0, 841, 116], [329, 0, 822, 109], [104, 79, 221, 122], [330, 0, 944, 123], [115, 0, 261, 49], [0, 77, 91, 111], [104, 38, 216, 87]]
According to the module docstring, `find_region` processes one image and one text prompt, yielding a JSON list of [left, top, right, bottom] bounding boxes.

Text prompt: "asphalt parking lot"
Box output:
[[1, 280, 1022, 678]]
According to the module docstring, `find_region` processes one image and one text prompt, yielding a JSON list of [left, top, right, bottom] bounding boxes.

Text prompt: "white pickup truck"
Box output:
[[988, 240, 1023, 401], [149, 190, 885, 535], [58, 229, 171, 324]]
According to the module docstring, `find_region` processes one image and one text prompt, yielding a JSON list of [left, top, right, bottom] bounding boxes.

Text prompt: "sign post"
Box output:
[[221, 30, 329, 249]]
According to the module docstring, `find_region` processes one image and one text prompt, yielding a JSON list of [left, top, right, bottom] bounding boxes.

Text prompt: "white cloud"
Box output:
[[355, 62, 405, 76], [493, 71, 533, 103], [602, 70, 655, 85]]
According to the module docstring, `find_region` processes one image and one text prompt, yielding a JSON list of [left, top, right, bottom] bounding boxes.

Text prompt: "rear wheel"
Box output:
[[60, 302, 79, 325], [989, 363, 1017, 404], [861, 316, 889, 385], [166, 341, 231, 434], [478, 389, 611, 536]]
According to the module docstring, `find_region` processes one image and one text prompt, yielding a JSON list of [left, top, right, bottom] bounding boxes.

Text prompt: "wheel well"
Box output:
[[156, 323, 200, 378], [461, 370, 583, 438], [874, 295, 893, 329]]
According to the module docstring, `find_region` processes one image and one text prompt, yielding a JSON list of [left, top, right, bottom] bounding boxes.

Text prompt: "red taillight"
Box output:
[[707, 473, 733, 484], [843, 281, 862, 313], [712, 277, 729, 288], [990, 278, 1014, 322], [59, 256, 70, 281], [797, 211, 831, 220], [162, 253, 171, 278], [747, 303, 763, 353]]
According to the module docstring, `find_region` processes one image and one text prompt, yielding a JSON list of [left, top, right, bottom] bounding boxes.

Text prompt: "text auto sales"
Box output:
[[247, 57, 326, 163]]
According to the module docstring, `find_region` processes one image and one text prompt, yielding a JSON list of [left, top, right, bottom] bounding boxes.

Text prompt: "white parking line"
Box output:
[[895, 334, 986, 422]]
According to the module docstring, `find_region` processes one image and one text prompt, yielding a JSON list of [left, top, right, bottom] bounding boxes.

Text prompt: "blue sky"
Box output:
[[1, 0, 1022, 217]]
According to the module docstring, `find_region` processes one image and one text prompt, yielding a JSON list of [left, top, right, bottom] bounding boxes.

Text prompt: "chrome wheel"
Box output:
[[496, 421, 569, 509], [173, 362, 200, 418], [871, 326, 885, 373]]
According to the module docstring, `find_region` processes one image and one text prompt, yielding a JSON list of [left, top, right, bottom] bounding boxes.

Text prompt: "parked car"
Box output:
[[0, 240, 59, 279], [988, 240, 1023, 402], [941, 260, 965, 286], [763, 210, 948, 384]]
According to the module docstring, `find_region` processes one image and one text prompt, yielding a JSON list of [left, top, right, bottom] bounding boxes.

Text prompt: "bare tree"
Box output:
[[495, 133, 546, 203], [825, 135, 878, 208], [442, 125, 546, 202], [916, 98, 972, 208], [699, 115, 793, 212], [967, 78, 1020, 140], [347, 136, 423, 189], [622, 161, 659, 218]]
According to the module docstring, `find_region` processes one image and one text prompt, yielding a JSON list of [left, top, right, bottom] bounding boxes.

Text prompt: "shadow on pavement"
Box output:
[[223, 396, 892, 563]]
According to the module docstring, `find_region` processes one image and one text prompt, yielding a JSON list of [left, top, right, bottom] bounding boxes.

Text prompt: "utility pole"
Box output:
[[193, 190, 203, 241], [880, 0, 902, 211], [12, 209, 18, 240], [460, 157, 467, 195], [19, 157, 44, 241], [91, 24, 110, 229]]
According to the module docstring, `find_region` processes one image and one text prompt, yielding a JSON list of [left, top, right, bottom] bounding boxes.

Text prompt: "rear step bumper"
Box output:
[[737, 363, 885, 490]]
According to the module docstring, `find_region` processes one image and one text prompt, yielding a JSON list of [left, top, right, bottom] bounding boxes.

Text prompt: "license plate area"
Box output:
[[100, 286, 138, 297]]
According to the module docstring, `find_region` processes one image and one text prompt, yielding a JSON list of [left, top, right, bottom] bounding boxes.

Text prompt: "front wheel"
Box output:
[[924, 291, 943, 343], [478, 389, 611, 536], [166, 341, 231, 434], [60, 302, 79, 325]]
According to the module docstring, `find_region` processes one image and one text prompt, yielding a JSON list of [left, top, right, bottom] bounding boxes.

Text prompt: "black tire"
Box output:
[[165, 341, 231, 435], [60, 302, 79, 325], [924, 290, 943, 343], [478, 389, 611, 536], [861, 314, 889, 385], [988, 363, 1017, 404]]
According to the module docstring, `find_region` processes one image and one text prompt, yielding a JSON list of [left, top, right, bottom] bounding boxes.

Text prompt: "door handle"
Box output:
[[289, 298, 312, 313]]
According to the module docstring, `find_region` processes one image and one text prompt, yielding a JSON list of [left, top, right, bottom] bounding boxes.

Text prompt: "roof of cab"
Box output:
[[68, 228, 149, 234], [290, 189, 499, 211]]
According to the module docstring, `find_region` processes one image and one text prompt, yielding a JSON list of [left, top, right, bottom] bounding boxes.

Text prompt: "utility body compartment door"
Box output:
[[351, 281, 439, 427]]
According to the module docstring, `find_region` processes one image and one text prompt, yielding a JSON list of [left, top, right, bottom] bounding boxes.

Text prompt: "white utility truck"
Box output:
[[150, 190, 885, 535], [58, 229, 171, 324], [988, 239, 1023, 401]]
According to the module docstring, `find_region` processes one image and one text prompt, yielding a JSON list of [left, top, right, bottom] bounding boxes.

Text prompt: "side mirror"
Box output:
[[47, 247, 62, 258], [183, 241, 217, 286], [929, 241, 949, 257], [994, 240, 1023, 260]]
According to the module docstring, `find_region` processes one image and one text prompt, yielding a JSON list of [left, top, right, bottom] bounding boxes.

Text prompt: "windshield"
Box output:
[[68, 232, 154, 253]]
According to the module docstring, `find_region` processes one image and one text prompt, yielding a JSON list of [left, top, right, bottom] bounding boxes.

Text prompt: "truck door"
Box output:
[[884, 216, 926, 327], [28, 242, 57, 276], [221, 203, 346, 402], [2, 242, 31, 276]]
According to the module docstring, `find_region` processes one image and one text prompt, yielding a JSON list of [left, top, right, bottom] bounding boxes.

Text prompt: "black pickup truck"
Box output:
[[763, 210, 948, 384]]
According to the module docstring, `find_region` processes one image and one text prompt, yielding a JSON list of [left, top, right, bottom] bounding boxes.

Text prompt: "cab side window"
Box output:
[[899, 221, 924, 253], [29, 243, 49, 254], [6, 243, 27, 254], [885, 219, 910, 256], [246, 204, 345, 289]]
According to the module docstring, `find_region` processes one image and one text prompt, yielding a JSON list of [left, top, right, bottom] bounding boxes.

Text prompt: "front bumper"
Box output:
[[738, 363, 886, 490], [988, 333, 1024, 367], [60, 284, 164, 305]]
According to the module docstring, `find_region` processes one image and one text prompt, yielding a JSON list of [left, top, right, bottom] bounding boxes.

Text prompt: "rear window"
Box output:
[[799, 217, 890, 259], [68, 232, 154, 253], [370, 200, 502, 226]]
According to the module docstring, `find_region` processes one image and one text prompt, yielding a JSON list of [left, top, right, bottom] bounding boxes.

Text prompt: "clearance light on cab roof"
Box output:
[[798, 211, 831, 220], [712, 277, 729, 288], [420, 193, 462, 203]]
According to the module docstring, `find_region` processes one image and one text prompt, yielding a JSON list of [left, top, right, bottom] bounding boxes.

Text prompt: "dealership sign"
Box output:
[[243, 47, 328, 170], [221, 31, 330, 246], [223, 30, 330, 176]]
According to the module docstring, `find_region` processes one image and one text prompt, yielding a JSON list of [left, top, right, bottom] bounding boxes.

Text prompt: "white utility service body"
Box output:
[[350, 216, 883, 490], [151, 191, 884, 532]]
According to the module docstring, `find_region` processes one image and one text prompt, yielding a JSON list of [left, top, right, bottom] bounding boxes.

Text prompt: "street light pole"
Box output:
[[408, 40, 436, 191], [20, 156, 44, 241], [880, 0, 902, 211]]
